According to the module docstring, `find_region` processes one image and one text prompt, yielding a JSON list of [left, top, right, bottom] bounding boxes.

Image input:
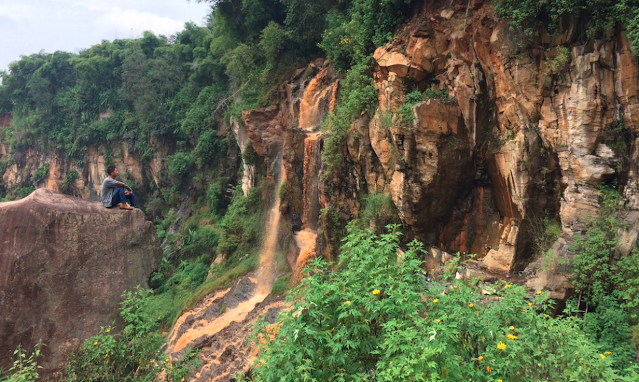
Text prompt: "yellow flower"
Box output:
[[105, 329, 110, 333], [468, 303, 474, 308], [504, 284, 511, 289], [600, 354, 606, 359], [545, 314, 550, 318], [506, 334, 518, 340], [497, 342, 507, 350], [536, 290, 542, 295], [372, 289, 381, 295], [165, 358, 170, 363], [93, 342, 98, 346], [344, 301, 351, 305], [477, 356, 483, 361], [528, 302, 533, 306], [435, 319, 441, 323], [509, 326, 515, 331], [499, 380, 503, 382], [605, 351, 612, 355], [432, 298, 439, 303], [486, 366, 492, 372]]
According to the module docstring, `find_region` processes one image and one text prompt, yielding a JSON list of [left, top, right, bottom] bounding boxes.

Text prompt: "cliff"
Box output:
[[0, 188, 162, 376], [225, 1, 639, 302]]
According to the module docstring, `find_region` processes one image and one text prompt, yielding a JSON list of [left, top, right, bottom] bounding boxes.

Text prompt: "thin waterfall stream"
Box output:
[[167, 156, 285, 355]]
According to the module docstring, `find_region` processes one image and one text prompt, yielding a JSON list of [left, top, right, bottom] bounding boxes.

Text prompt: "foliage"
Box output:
[[217, 187, 266, 261], [194, 130, 227, 167], [13, 186, 34, 200], [570, 186, 625, 307], [250, 225, 634, 381], [494, 0, 639, 53], [62, 170, 78, 192], [63, 287, 199, 382], [32, 165, 49, 184], [319, 0, 412, 72], [0, 342, 43, 382], [358, 192, 398, 228], [322, 62, 377, 178], [166, 152, 194, 183], [545, 45, 571, 76], [568, 185, 639, 375]]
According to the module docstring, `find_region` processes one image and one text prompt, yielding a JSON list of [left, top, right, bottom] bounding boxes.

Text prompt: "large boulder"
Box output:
[[0, 188, 161, 376]]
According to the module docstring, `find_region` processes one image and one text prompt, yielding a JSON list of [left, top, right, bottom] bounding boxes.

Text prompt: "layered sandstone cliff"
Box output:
[[226, 2, 639, 301], [0, 189, 161, 376]]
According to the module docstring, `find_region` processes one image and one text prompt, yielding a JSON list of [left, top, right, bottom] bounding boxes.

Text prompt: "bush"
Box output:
[[249, 225, 636, 381], [494, 0, 639, 53], [32, 165, 49, 184], [259, 22, 289, 63], [193, 130, 225, 167], [0, 342, 43, 382], [322, 62, 377, 178], [62, 170, 78, 192], [14, 186, 34, 200], [217, 187, 265, 261], [166, 152, 194, 182], [63, 287, 199, 382]]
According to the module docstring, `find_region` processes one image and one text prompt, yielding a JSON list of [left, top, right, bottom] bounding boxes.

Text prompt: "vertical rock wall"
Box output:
[[0, 189, 162, 376]]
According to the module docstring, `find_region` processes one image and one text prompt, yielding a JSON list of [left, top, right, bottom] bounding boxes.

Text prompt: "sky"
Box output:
[[0, 0, 212, 73]]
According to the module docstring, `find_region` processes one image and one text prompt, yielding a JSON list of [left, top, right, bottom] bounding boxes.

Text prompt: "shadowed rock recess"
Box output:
[[0, 188, 161, 376]]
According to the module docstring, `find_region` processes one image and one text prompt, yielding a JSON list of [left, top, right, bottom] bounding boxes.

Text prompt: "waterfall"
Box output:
[[167, 155, 285, 354], [301, 133, 322, 230]]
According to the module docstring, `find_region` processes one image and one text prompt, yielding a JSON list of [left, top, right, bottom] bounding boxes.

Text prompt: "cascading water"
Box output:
[[167, 155, 285, 355], [293, 67, 338, 279], [301, 133, 322, 230]]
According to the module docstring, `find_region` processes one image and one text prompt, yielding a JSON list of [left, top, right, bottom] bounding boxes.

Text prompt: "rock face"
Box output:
[[0, 189, 161, 376], [326, 2, 639, 285], [0, 136, 173, 203]]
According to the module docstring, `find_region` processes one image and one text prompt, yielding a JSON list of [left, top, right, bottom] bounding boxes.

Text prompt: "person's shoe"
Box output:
[[119, 203, 134, 210]]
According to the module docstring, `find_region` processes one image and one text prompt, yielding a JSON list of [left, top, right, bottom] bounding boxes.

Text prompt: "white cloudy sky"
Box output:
[[0, 0, 212, 73]]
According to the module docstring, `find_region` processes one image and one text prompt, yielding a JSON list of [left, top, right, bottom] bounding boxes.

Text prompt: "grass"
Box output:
[[179, 254, 258, 315], [270, 274, 292, 296]]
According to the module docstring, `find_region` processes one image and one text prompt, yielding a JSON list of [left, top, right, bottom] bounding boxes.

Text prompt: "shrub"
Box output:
[[494, 0, 639, 54], [249, 225, 635, 381], [14, 186, 34, 200], [62, 170, 78, 192], [193, 130, 226, 167], [259, 22, 289, 63], [217, 187, 265, 261], [32, 165, 49, 184], [0, 341, 44, 382], [63, 287, 199, 382], [322, 62, 377, 178], [166, 152, 194, 182]]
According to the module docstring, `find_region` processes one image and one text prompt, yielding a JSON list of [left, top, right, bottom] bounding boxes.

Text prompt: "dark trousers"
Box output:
[[110, 187, 138, 208]]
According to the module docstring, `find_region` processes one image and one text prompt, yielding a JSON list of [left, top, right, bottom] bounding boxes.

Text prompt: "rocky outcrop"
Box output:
[[1, 139, 171, 202], [325, 2, 639, 284], [0, 189, 161, 376]]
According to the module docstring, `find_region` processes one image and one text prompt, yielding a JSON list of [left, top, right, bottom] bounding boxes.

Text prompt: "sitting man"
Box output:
[[101, 165, 138, 210]]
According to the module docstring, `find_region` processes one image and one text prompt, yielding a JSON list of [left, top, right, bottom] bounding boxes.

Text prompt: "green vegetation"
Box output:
[[494, 0, 639, 53], [566, 186, 639, 373], [322, 63, 377, 177], [32, 166, 49, 184], [62, 288, 199, 382], [0, 342, 43, 382], [357, 192, 398, 230], [248, 225, 639, 381]]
